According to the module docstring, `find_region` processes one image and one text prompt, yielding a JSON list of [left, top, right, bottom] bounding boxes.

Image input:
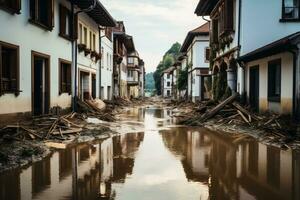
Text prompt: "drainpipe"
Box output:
[[99, 28, 106, 100], [71, 0, 97, 112]]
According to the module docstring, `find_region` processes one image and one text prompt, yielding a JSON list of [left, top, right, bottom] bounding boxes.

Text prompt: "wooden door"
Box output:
[[249, 66, 259, 112]]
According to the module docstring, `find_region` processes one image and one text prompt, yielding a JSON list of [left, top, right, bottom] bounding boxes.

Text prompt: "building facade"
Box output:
[[180, 23, 210, 102], [100, 27, 114, 100], [161, 67, 175, 98], [127, 51, 140, 99], [113, 22, 136, 99], [195, 0, 300, 118], [0, 0, 115, 120]]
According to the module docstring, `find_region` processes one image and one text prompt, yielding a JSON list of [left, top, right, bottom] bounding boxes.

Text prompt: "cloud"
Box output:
[[101, 0, 206, 72]]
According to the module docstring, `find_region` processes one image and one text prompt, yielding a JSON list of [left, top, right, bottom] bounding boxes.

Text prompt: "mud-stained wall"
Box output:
[[245, 52, 293, 115]]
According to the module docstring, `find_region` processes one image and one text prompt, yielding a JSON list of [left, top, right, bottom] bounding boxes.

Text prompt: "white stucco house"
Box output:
[[100, 27, 113, 100], [180, 23, 210, 102], [0, 0, 115, 121], [161, 67, 175, 98], [195, 0, 300, 119]]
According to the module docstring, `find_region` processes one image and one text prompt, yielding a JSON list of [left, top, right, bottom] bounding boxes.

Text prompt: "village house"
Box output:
[[100, 27, 114, 100], [139, 59, 145, 98], [113, 21, 135, 99], [0, 0, 115, 120], [180, 23, 211, 103], [195, 0, 300, 119], [127, 51, 140, 99], [161, 67, 176, 98]]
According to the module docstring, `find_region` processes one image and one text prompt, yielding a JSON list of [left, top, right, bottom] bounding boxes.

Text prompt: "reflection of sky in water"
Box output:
[[112, 132, 208, 200]]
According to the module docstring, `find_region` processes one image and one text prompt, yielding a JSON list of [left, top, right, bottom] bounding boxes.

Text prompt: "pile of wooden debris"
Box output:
[[0, 98, 117, 142], [0, 112, 85, 141], [176, 94, 298, 144]]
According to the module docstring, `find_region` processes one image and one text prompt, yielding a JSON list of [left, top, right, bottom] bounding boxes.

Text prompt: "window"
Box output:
[[0, 0, 21, 14], [167, 82, 170, 87], [128, 57, 134, 64], [282, 0, 300, 20], [84, 27, 87, 45], [211, 18, 219, 44], [89, 31, 92, 50], [268, 59, 281, 102], [167, 74, 170, 79], [79, 23, 83, 43], [0, 41, 19, 96], [59, 60, 71, 95], [29, 0, 54, 30], [105, 27, 112, 41], [205, 47, 210, 62], [59, 5, 73, 40], [92, 34, 96, 51]]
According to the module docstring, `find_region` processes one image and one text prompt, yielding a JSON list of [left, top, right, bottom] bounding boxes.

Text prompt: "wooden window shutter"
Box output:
[[10, 49, 18, 92], [13, 0, 21, 13], [212, 19, 218, 43], [59, 5, 66, 36], [47, 0, 54, 29], [67, 64, 71, 94], [59, 62, 62, 94], [225, 0, 234, 31], [0, 46, 2, 96], [73, 14, 78, 40]]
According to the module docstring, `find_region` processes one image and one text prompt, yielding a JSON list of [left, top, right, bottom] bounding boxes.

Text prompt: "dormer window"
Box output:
[[282, 0, 300, 21]]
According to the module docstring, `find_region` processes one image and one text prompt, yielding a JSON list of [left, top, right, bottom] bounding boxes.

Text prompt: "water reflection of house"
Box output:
[[183, 131, 211, 183], [161, 128, 211, 183], [112, 133, 144, 182], [237, 142, 300, 200]]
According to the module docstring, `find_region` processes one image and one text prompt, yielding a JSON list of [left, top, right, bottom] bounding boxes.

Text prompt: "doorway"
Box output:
[[91, 74, 96, 99], [32, 52, 50, 116], [249, 66, 259, 112], [107, 86, 111, 100]]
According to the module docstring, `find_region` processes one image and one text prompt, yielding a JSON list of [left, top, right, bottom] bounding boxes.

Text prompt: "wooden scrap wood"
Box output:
[[196, 93, 238, 123], [237, 110, 250, 124], [52, 128, 82, 135], [45, 142, 67, 149]]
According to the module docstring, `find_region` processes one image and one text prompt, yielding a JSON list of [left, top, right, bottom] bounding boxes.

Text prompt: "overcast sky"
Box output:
[[101, 0, 206, 73]]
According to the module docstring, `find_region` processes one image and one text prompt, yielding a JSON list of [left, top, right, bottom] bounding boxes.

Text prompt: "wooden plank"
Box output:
[[237, 110, 250, 124], [52, 128, 82, 135], [196, 93, 238, 123], [45, 142, 67, 149]]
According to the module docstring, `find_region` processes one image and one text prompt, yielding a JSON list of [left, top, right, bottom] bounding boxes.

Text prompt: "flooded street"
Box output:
[[1, 106, 300, 200]]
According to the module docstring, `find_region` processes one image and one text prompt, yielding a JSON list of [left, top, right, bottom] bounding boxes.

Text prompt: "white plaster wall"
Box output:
[[162, 73, 172, 97], [240, 0, 300, 55], [245, 52, 294, 114], [0, 0, 72, 115], [192, 71, 201, 100], [100, 32, 113, 100], [192, 36, 209, 69], [77, 13, 100, 99]]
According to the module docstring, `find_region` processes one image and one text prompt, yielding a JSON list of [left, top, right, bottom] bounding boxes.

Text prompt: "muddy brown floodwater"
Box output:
[[1, 106, 300, 200]]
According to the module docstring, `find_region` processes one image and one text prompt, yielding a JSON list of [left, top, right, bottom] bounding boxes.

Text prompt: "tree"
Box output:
[[153, 42, 181, 95], [177, 66, 188, 91]]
